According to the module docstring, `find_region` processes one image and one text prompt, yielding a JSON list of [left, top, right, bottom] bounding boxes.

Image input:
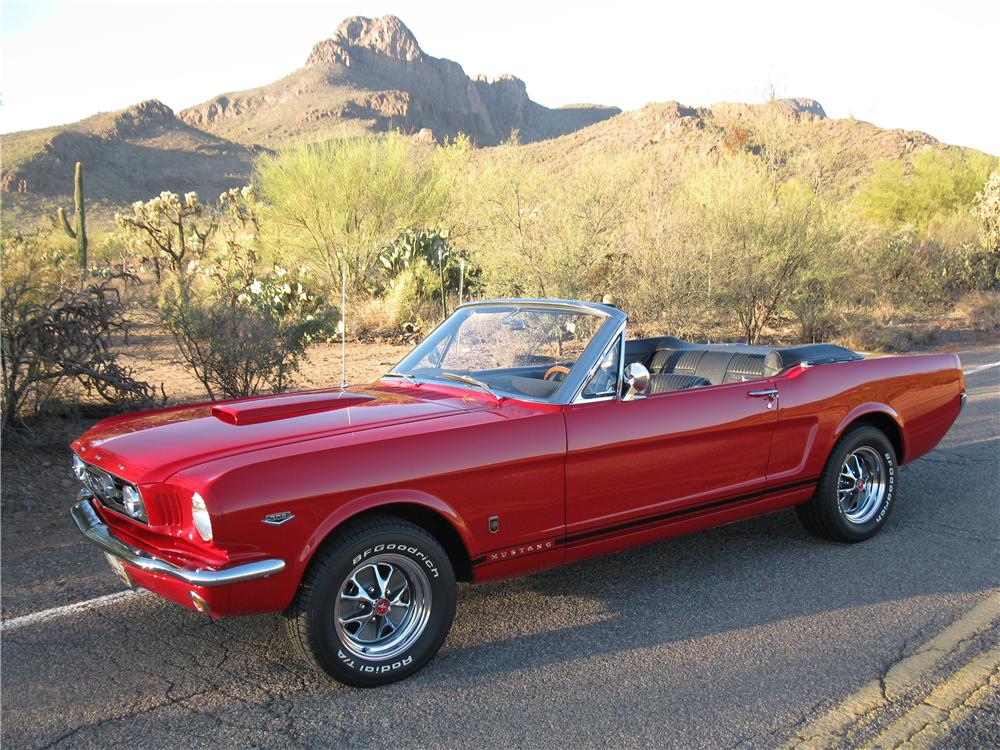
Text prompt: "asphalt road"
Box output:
[[2, 346, 998, 749]]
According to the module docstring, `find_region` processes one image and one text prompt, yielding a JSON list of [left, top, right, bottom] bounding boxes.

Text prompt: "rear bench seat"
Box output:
[[649, 346, 767, 385], [637, 338, 859, 393]]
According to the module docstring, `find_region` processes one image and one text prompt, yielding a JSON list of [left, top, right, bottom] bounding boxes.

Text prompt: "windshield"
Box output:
[[387, 304, 609, 401]]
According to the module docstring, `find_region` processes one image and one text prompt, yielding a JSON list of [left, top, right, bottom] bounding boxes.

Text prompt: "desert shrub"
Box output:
[[837, 317, 940, 353], [954, 291, 1000, 331], [159, 256, 335, 400], [116, 191, 217, 281], [255, 135, 456, 294], [463, 157, 636, 302], [350, 298, 399, 340], [1, 233, 160, 426], [682, 154, 826, 343], [383, 257, 456, 328], [971, 172, 1000, 286], [857, 150, 997, 239]]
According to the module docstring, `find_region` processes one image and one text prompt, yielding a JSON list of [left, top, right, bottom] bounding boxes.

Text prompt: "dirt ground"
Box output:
[[115, 322, 412, 404]]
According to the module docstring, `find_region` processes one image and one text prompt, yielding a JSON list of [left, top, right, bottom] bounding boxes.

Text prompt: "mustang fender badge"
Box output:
[[262, 512, 295, 526]]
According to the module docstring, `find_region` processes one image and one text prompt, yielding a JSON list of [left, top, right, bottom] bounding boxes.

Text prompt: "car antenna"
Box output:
[[340, 266, 348, 390]]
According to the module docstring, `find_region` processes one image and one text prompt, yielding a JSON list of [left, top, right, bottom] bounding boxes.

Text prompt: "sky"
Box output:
[[1, 0, 998, 153]]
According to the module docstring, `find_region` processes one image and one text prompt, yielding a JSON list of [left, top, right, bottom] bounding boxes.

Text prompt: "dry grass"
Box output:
[[836, 324, 941, 353], [953, 291, 1000, 331]]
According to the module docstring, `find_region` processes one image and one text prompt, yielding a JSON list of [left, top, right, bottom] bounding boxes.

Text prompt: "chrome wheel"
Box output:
[[837, 446, 887, 524], [334, 554, 432, 662]]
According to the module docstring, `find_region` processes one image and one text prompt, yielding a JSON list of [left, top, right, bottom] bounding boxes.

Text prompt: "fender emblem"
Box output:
[[262, 512, 295, 526]]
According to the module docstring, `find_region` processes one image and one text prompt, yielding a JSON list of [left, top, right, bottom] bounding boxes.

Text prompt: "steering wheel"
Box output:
[[543, 365, 571, 382]]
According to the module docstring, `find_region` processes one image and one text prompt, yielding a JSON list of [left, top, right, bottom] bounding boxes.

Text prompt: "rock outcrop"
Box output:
[[179, 15, 620, 146]]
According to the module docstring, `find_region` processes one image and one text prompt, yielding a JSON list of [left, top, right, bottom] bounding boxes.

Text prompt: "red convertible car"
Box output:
[[70, 299, 965, 686]]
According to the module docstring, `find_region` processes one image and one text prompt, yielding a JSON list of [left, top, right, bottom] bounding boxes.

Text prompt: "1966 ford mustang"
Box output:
[[70, 299, 965, 686]]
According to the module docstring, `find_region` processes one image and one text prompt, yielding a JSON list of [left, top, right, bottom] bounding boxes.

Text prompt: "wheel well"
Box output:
[[848, 412, 905, 463], [343, 503, 473, 582]]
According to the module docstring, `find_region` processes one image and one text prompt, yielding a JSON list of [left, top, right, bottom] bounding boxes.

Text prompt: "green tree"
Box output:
[[685, 155, 823, 344], [857, 150, 997, 236], [463, 157, 636, 301], [254, 135, 454, 293]]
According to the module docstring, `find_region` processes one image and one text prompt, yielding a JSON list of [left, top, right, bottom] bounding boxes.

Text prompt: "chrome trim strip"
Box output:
[[71, 499, 285, 587], [454, 298, 626, 323], [571, 321, 627, 403]]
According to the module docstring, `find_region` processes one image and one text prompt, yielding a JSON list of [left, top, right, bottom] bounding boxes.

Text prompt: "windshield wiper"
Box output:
[[439, 373, 500, 400], [384, 371, 419, 384]]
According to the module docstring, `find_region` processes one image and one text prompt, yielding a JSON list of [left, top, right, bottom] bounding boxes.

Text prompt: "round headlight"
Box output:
[[191, 492, 213, 542], [72, 454, 88, 482], [122, 484, 146, 521]]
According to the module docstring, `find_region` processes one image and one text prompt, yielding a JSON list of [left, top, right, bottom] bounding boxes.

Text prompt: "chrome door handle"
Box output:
[[748, 388, 778, 409]]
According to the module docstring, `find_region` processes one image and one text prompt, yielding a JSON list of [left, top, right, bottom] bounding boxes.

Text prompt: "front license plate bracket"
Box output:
[[105, 552, 133, 588]]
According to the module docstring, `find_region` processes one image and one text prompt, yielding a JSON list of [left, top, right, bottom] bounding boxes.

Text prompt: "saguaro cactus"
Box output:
[[56, 162, 88, 275]]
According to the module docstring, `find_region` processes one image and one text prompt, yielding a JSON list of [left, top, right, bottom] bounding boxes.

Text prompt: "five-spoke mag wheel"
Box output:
[[836, 446, 888, 524], [334, 555, 432, 662], [283, 514, 456, 688], [797, 425, 897, 542]]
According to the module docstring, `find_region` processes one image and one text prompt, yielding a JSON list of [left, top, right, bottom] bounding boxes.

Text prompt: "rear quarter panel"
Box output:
[[768, 353, 963, 486]]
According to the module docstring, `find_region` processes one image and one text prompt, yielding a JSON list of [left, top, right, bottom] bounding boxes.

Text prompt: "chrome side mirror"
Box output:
[[622, 362, 650, 400]]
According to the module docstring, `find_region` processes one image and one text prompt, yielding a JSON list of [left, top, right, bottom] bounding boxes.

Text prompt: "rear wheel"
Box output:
[[796, 426, 897, 542], [283, 514, 456, 687]]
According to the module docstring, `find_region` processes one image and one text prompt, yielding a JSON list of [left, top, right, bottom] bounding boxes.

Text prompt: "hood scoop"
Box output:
[[211, 391, 375, 426]]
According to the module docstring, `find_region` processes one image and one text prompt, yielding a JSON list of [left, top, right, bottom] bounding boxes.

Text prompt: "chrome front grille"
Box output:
[[79, 463, 146, 525]]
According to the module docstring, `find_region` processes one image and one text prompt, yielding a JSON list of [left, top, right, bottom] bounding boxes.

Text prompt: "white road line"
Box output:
[[0, 589, 148, 633], [964, 361, 1000, 376]]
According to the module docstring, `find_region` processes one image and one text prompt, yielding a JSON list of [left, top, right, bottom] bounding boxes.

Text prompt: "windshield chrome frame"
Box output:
[[570, 321, 627, 404], [382, 299, 627, 406]]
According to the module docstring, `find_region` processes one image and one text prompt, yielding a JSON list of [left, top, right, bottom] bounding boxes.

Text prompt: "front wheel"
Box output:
[[796, 425, 898, 543], [283, 514, 456, 687]]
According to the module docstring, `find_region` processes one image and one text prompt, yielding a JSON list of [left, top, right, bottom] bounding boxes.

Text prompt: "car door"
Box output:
[[562, 378, 778, 548]]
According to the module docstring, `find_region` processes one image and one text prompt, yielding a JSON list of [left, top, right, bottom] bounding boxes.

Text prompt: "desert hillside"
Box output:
[[1, 15, 620, 226], [2, 100, 258, 227], [1, 14, 993, 230]]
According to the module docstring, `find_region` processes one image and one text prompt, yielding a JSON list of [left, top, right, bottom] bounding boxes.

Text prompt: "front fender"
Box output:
[[296, 488, 476, 570]]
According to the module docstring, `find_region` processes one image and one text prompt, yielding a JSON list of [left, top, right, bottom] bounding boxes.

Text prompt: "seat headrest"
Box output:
[[763, 344, 862, 376]]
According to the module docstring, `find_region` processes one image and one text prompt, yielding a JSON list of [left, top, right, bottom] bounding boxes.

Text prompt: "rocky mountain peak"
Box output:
[[179, 15, 619, 149], [307, 15, 424, 67], [337, 15, 422, 61], [101, 99, 177, 138], [118, 99, 175, 124]]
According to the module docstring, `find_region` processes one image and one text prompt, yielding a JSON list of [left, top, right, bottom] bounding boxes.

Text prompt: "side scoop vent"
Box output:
[[211, 392, 375, 425]]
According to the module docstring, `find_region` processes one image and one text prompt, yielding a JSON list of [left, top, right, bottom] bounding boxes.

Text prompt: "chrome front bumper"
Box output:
[[70, 499, 285, 587]]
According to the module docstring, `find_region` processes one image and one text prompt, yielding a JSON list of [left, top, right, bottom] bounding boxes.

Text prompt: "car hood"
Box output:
[[71, 384, 482, 484]]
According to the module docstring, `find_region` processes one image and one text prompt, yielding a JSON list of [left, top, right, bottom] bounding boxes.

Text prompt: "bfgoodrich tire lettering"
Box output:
[[283, 513, 456, 687], [796, 425, 898, 543]]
